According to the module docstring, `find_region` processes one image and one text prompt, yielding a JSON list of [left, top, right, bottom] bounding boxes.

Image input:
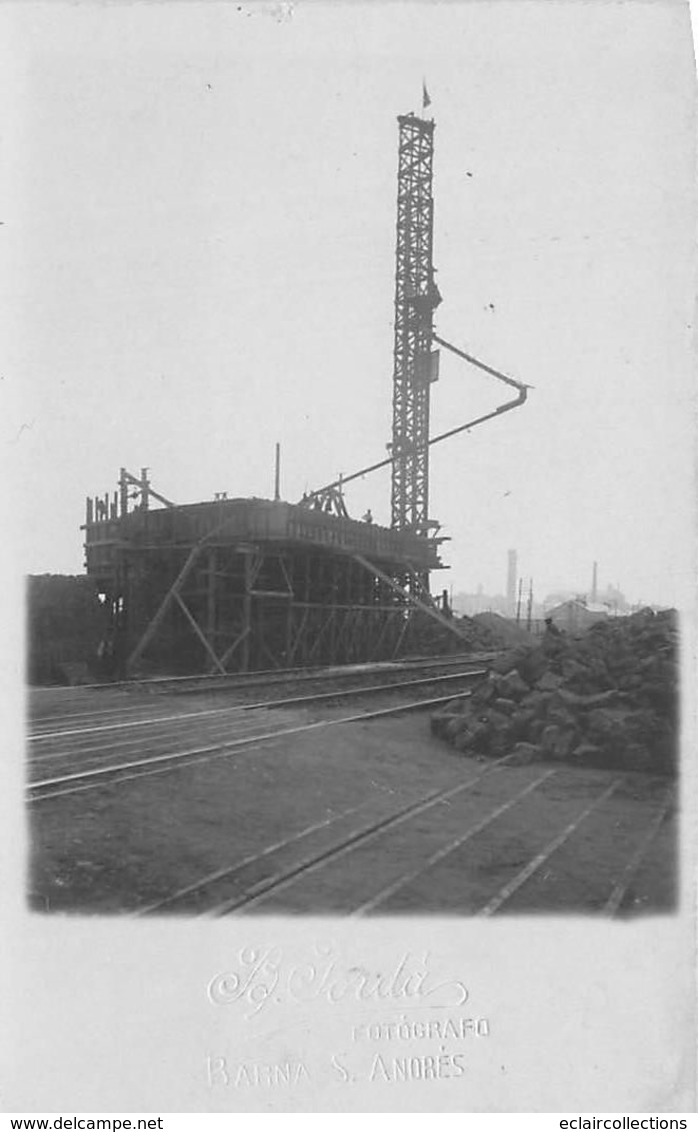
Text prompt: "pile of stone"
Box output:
[[27, 574, 107, 685], [472, 612, 534, 649], [431, 609, 679, 774], [407, 611, 497, 657]]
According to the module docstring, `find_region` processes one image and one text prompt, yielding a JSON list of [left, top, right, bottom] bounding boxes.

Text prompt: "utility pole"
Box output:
[[526, 578, 533, 631], [516, 578, 523, 624], [274, 443, 281, 502], [506, 549, 517, 616]]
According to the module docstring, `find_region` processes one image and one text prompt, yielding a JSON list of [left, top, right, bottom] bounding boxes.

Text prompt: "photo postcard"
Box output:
[[0, 0, 695, 1114]]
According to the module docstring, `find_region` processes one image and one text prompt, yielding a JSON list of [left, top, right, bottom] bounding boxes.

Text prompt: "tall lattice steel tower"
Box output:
[[390, 113, 441, 546]]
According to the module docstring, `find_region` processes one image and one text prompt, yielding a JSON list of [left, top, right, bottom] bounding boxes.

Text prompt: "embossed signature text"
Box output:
[[207, 943, 469, 1018]]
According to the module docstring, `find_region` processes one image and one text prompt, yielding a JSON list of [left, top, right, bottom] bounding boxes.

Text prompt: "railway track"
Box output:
[[27, 665, 488, 802], [28, 650, 501, 719], [126, 756, 674, 920], [27, 651, 677, 919], [28, 667, 489, 739]]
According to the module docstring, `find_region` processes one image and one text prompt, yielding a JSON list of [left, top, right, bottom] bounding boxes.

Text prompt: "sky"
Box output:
[[1, 1, 695, 609]]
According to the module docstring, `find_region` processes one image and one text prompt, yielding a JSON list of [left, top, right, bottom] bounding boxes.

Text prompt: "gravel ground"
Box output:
[[28, 705, 676, 918]]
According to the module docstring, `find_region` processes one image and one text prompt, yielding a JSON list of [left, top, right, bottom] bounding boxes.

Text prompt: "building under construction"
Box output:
[[84, 475, 448, 675], [82, 109, 527, 677]]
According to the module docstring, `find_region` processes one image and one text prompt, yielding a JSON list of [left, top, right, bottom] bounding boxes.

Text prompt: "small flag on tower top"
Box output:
[[422, 80, 431, 110]]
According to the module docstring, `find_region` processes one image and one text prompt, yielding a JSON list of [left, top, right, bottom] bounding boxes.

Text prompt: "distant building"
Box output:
[[452, 591, 509, 617], [597, 585, 629, 613], [546, 599, 610, 633], [542, 590, 578, 611]]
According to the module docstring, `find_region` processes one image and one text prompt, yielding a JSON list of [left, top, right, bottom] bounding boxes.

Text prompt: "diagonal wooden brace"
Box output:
[[173, 591, 227, 675], [352, 553, 471, 644], [126, 543, 202, 672], [216, 626, 252, 671]]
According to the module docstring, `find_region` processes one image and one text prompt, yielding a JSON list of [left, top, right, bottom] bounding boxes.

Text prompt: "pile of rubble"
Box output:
[[27, 574, 106, 685], [472, 611, 534, 649], [431, 609, 679, 774], [405, 611, 497, 657]]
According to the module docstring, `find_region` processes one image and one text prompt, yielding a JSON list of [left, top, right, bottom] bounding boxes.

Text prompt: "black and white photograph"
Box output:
[[2, 0, 695, 1114]]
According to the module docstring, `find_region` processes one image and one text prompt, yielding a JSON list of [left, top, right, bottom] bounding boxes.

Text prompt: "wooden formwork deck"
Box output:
[[83, 498, 450, 675]]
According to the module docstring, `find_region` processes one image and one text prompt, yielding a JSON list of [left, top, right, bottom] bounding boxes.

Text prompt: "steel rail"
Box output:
[[28, 668, 485, 743], [27, 690, 473, 801], [477, 779, 623, 916], [28, 714, 276, 768], [350, 768, 558, 916], [134, 796, 384, 916], [602, 785, 675, 916], [219, 767, 557, 917], [28, 654, 498, 730], [30, 734, 292, 804], [179, 754, 523, 917], [29, 649, 501, 699]]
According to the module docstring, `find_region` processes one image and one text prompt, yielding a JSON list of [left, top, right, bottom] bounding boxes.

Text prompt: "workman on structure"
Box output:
[[97, 627, 127, 681], [542, 616, 565, 657], [97, 633, 116, 680]]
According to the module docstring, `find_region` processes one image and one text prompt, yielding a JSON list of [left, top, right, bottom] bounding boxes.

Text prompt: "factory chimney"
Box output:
[[591, 560, 598, 603], [506, 549, 517, 616]]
